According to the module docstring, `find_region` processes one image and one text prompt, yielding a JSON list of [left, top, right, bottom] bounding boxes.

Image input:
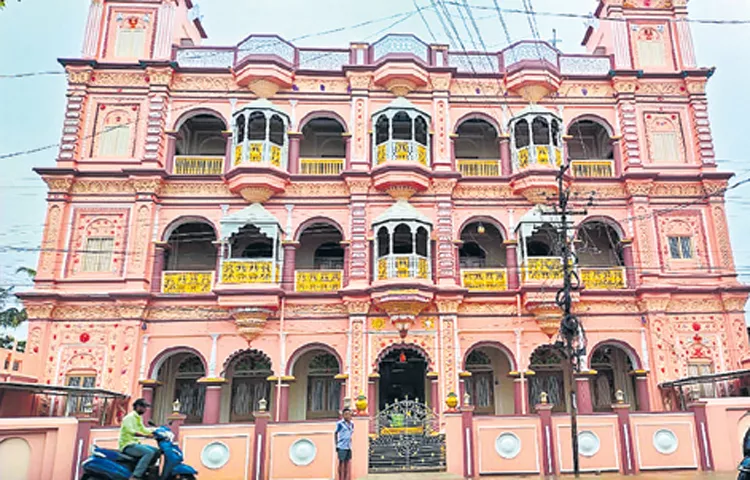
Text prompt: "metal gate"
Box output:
[[368, 397, 446, 473]]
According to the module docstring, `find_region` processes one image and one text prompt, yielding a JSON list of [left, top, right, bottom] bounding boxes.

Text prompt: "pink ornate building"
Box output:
[[9, 0, 750, 475]]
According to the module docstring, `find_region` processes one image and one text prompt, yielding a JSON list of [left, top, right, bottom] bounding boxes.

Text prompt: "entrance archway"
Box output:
[[378, 348, 428, 411]]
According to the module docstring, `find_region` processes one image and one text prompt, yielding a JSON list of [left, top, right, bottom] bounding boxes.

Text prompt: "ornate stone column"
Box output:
[[430, 73, 452, 172], [625, 180, 656, 272], [620, 238, 636, 288], [340, 240, 351, 287], [367, 374, 379, 417], [504, 240, 519, 290], [436, 298, 463, 415], [434, 180, 459, 286], [222, 130, 233, 173], [59, 67, 92, 169], [165, 131, 178, 173], [345, 72, 372, 171], [686, 78, 715, 166], [428, 371, 439, 412], [151, 242, 168, 293], [610, 135, 623, 176], [281, 241, 298, 292], [613, 78, 642, 169], [37, 177, 74, 288], [342, 132, 352, 170], [127, 179, 162, 290], [499, 134, 511, 176], [342, 179, 371, 287], [344, 299, 370, 405], [287, 131, 302, 174], [144, 67, 173, 169]]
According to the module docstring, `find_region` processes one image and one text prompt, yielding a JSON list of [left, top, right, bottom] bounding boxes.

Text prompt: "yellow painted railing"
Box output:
[[518, 147, 530, 168], [161, 271, 214, 294], [416, 144, 427, 166], [295, 270, 343, 292], [300, 158, 344, 175], [173, 156, 225, 175], [376, 144, 387, 165], [377, 255, 429, 280], [461, 268, 508, 291], [522, 257, 564, 282], [374, 140, 429, 166], [579, 267, 626, 289], [458, 159, 500, 177], [571, 160, 615, 178], [221, 260, 278, 284]]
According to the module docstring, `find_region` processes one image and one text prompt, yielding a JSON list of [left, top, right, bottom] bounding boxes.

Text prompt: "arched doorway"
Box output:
[[378, 348, 428, 410], [153, 352, 206, 424], [464, 345, 514, 415], [528, 345, 569, 413], [590, 344, 639, 411], [223, 350, 273, 423], [289, 349, 342, 420]]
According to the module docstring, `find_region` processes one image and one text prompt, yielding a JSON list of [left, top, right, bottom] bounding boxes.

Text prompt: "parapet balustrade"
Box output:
[[377, 254, 430, 280]]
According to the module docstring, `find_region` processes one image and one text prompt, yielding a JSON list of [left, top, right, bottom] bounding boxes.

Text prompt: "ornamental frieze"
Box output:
[[558, 83, 614, 98], [52, 303, 148, 320], [145, 305, 229, 320], [449, 79, 505, 97], [636, 82, 684, 96], [570, 184, 625, 199], [66, 66, 93, 85], [171, 74, 236, 91], [284, 182, 350, 198], [457, 303, 517, 315], [573, 301, 639, 314], [90, 71, 147, 87], [650, 183, 704, 197], [284, 303, 348, 316], [292, 78, 349, 94], [43, 177, 74, 193], [453, 184, 514, 200], [160, 182, 232, 197], [71, 179, 134, 194]]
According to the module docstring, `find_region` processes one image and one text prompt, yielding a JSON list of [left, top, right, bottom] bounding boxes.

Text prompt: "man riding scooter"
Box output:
[[119, 398, 158, 480]]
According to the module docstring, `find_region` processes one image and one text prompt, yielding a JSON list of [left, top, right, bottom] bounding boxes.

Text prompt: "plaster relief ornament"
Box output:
[[231, 308, 273, 343]]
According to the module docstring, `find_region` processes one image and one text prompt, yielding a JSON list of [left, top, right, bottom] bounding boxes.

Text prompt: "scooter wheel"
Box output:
[[180, 476, 196, 480]]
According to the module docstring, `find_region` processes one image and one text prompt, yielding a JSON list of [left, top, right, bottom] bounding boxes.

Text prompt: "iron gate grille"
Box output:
[[368, 397, 446, 473]]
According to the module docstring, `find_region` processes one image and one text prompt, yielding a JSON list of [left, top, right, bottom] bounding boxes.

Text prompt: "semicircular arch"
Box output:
[[463, 340, 517, 371], [374, 342, 434, 371], [171, 107, 230, 132], [148, 346, 208, 380], [586, 339, 643, 370], [221, 348, 274, 376], [294, 216, 345, 242], [453, 112, 502, 134], [458, 215, 508, 240], [161, 215, 218, 242], [298, 110, 349, 132], [286, 342, 344, 376]]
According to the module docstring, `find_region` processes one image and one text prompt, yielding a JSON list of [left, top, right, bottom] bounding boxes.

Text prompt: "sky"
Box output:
[[1, 0, 750, 338]]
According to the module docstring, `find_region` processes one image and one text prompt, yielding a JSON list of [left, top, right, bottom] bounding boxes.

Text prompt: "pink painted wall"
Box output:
[[0, 417, 78, 480], [704, 397, 750, 472], [630, 412, 699, 471], [552, 414, 621, 474], [473, 415, 542, 475]]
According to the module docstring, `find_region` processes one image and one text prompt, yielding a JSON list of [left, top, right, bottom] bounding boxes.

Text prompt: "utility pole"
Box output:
[[553, 163, 588, 478]]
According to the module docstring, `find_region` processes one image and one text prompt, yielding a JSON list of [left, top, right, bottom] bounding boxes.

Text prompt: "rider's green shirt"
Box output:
[[119, 411, 151, 450]]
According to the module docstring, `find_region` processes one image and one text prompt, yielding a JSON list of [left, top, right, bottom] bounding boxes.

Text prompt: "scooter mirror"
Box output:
[[147, 420, 156, 427]]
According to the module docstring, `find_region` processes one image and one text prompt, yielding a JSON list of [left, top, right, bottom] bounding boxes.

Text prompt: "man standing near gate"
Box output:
[[335, 408, 354, 480]]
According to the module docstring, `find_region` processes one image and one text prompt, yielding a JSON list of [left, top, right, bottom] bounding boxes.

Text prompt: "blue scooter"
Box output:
[[80, 425, 198, 480]]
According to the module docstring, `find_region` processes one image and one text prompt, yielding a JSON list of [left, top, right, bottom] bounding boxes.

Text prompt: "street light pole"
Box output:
[[554, 163, 587, 478]]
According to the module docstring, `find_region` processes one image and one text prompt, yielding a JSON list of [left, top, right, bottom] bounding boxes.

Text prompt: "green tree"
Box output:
[[0, 267, 36, 330]]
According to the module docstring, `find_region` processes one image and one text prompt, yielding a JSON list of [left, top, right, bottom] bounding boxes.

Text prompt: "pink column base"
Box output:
[[576, 375, 594, 414], [281, 243, 298, 292], [367, 378, 378, 415], [505, 242, 519, 290], [251, 411, 271, 480], [512, 377, 525, 415], [430, 378, 439, 413], [499, 136, 511, 176], [288, 134, 301, 174], [536, 404, 556, 476], [635, 375, 651, 412], [613, 404, 636, 474], [621, 241, 636, 288], [202, 384, 222, 424], [688, 401, 715, 471]]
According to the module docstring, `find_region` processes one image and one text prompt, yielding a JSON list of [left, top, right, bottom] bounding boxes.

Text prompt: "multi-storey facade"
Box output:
[[19, 0, 750, 433]]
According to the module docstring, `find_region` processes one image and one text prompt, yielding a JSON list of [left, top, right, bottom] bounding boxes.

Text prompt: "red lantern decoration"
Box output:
[[399, 351, 407, 363]]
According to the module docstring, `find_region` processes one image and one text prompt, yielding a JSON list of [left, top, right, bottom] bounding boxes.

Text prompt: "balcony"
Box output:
[[461, 268, 508, 291], [376, 140, 428, 166], [221, 260, 281, 284], [295, 270, 343, 292], [161, 271, 214, 294], [173, 155, 225, 175], [570, 160, 614, 178], [522, 257, 564, 282], [579, 267, 626, 290], [458, 159, 500, 177], [300, 158, 344, 175], [235, 140, 284, 168], [377, 254, 430, 280]]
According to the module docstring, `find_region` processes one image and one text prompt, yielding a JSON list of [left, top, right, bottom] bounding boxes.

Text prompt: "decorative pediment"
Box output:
[[220, 203, 282, 239]]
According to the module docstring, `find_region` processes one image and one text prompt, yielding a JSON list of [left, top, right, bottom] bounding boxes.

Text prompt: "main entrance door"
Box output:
[[369, 348, 445, 473], [378, 348, 426, 410]]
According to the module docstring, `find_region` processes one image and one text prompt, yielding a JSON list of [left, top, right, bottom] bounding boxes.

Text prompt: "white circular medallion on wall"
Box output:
[[200, 441, 230, 469], [289, 438, 317, 466], [578, 431, 601, 457], [495, 432, 522, 459], [653, 428, 679, 454]]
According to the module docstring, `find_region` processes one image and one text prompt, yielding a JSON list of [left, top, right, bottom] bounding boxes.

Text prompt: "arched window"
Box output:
[[393, 224, 413, 254], [377, 227, 390, 257], [567, 120, 613, 160], [300, 118, 345, 158], [392, 112, 412, 140], [646, 113, 684, 163], [636, 26, 666, 69], [176, 114, 227, 156], [153, 353, 206, 424], [247, 112, 266, 141], [165, 222, 217, 271], [375, 115, 389, 145], [414, 116, 428, 145], [306, 352, 341, 419], [591, 345, 638, 411], [459, 222, 505, 268], [269, 114, 285, 146], [236, 114, 246, 143], [416, 227, 428, 257], [456, 119, 499, 159], [514, 119, 530, 148], [576, 222, 623, 267], [532, 117, 550, 146]]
